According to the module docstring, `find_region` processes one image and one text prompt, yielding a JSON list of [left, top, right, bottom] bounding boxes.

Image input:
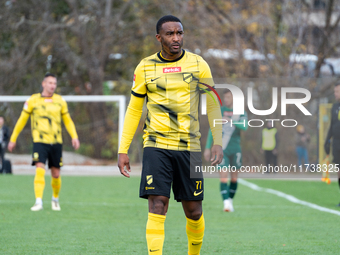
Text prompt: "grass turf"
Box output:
[[0, 175, 339, 254]]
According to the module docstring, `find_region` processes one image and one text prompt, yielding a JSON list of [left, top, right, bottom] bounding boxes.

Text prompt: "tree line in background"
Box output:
[[1, 0, 340, 163]]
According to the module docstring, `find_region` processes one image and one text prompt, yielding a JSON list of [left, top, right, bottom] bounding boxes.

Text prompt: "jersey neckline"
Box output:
[[40, 93, 54, 98], [157, 50, 185, 63]]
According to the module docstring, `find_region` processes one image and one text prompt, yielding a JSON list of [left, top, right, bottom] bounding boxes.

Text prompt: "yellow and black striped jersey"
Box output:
[[22, 93, 70, 144], [132, 50, 216, 151]]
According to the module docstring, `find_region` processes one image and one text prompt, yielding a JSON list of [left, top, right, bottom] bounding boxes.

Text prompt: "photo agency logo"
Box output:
[[201, 84, 312, 127]]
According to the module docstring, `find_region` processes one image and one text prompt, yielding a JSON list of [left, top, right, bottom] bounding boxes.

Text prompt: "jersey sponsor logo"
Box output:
[[133, 74, 136, 81], [194, 190, 203, 196], [163, 67, 181, 73], [44, 99, 53, 103], [147, 175, 153, 185]]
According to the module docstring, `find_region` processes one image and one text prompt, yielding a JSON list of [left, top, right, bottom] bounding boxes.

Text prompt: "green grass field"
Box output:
[[1, 175, 339, 254]]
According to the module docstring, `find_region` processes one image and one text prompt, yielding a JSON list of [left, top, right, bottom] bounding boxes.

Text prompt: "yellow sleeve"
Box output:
[[198, 57, 222, 146], [61, 97, 69, 115], [62, 113, 78, 139], [10, 111, 30, 142], [207, 94, 222, 146], [198, 57, 214, 88], [131, 60, 147, 97], [118, 94, 145, 154]]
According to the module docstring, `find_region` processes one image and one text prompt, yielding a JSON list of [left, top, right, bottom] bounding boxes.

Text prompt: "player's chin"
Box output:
[[170, 48, 181, 54]]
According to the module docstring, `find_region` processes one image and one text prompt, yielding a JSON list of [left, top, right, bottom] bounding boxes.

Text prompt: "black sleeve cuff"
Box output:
[[131, 90, 147, 98]]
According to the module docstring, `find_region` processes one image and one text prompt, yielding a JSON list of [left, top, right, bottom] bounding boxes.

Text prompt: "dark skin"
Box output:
[[118, 21, 223, 220], [155, 22, 184, 60]]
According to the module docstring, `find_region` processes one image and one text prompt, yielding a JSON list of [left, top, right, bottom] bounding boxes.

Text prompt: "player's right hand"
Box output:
[[7, 142, 16, 152], [118, 153, 131, 178]]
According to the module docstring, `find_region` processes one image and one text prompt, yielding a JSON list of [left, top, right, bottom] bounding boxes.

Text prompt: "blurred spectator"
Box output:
[[0, 116, 10, 172], [261, 121, 278, 172], [295, 125, 310, 166]]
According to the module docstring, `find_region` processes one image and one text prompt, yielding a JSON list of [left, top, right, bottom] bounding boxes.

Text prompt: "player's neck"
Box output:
[[160, 50, 183, 61], [41, 91, 53, 97]]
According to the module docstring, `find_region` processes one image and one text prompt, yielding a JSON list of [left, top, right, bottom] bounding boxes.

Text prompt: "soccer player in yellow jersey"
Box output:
[[118, 15, 223, 255], [8, 73, 80, 211]]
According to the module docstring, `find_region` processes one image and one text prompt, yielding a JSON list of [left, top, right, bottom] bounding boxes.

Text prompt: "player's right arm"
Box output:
[[118, 62, 146, 177], [8, 110, 30, 152]]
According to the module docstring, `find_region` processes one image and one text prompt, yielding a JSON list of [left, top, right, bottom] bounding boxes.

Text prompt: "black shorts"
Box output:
[[32, 143, 63, 168], [140, 147, 203, 202]]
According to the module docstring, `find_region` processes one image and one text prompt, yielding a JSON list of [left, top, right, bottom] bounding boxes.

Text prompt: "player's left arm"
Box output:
[[61, 100, 79, 150], [199, 58, 223, 165], [207, 97, 223, 165]]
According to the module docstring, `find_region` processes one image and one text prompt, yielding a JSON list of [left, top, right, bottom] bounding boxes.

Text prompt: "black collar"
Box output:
[[157, 50, 185, 63]]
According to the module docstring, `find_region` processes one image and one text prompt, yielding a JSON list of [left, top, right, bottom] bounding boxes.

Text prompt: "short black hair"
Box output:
[[156, 15, 182, 34], [44, 73, 56, 79]]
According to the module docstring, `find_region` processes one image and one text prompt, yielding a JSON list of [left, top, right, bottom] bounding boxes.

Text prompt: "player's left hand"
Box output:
[[7, 141, 16, 152], [210, 145, 223, 166], [118, 153, 131, 178], [72, 138, 80, 150]]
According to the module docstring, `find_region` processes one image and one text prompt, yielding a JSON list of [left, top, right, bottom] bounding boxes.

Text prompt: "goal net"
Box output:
[[0, 95, 148, 175]]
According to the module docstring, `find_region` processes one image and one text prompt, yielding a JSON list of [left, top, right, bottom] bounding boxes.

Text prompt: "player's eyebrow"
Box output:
[[165, 29, 183, 33]]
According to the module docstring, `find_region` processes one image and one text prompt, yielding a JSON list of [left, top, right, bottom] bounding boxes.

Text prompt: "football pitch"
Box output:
[[1, 175, 339, 254]]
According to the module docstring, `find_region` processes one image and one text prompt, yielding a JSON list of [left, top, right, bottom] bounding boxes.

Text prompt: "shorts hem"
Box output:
[[139, 192, 170, 200], [174, 197, 204, 202]]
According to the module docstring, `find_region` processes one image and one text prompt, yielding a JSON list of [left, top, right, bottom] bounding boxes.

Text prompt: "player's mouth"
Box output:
[[171, 44, 180, 50]]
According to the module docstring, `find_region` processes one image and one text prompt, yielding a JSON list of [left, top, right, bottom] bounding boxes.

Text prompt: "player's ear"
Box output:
[[155, 34, 161, 43]]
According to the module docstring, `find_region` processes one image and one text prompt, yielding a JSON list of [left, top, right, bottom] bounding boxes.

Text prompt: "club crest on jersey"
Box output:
[[163, 67, 181, 73]]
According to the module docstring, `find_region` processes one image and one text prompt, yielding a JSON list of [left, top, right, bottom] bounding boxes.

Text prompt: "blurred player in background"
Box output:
[[295, 125, 310, 167], [118, 15, 223, 255], [261, 120, 278, 172], [204, 89, 248, 212], [324, 83, 340, 206], [8, 73, 80, 211], [0, 116, 10, 173]]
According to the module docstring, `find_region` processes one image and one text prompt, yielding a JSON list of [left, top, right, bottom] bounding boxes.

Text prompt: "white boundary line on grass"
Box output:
[[239, 179, 340, 216]]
